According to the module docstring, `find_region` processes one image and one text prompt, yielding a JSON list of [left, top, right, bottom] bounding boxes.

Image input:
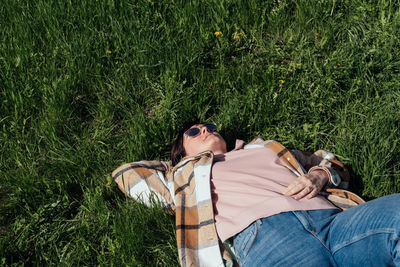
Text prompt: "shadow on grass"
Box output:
[[346, 165, 375, 201]]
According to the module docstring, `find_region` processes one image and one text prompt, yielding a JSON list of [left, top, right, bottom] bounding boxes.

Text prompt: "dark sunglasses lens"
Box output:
[[205, 124, 217, 131], [186, 128, 200, 137]]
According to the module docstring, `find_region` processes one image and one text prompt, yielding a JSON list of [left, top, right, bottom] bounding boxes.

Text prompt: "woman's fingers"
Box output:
[[284, 177, 312, 196], [292, 186, 311, 200], [294, 186, 319, 200], [304, 187, 319, 200], [283, 173, 324, 200]]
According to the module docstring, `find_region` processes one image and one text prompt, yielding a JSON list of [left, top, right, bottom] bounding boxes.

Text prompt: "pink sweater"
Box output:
[[211, 140, 337, 242]]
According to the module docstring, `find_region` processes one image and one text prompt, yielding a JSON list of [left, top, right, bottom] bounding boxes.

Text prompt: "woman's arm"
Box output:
[[283, 150, 350, 200], [291, 149, 349, 189], [112, 160, 176, 212]]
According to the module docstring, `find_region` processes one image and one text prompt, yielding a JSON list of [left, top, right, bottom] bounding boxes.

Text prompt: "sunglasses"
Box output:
[[184, 124, 217, 138]]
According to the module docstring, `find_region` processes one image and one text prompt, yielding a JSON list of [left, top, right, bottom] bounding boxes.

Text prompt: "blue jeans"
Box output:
[[233, 194, 400, 266]]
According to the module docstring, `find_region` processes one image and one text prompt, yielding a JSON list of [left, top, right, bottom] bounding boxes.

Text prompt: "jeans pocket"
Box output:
[[234, 220, 260, 262]]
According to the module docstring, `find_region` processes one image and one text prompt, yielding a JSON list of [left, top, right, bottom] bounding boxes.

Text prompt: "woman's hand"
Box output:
[[283, 170, 328, 200]]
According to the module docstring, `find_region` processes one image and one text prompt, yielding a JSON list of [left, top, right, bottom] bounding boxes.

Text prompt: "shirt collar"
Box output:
[[232, 139, 246, 151]]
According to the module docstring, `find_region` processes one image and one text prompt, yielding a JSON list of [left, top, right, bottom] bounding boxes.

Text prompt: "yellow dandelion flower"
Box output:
[[280, 80, 285, 85], [234, 33, 242, 42], [106, 181, 112, 186], [214, 31, 222, 37], [107, 50, 112, 54]]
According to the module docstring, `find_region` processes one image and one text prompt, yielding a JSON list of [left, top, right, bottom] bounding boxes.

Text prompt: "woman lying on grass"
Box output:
[[112, 122, 400, 267]]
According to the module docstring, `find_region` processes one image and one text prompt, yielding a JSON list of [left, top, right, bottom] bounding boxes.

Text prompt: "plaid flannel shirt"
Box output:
[[112, 138, 364, 267]]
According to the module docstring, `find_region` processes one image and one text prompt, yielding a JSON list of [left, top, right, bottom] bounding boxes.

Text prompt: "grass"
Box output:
[[1, 0, 399, 265]]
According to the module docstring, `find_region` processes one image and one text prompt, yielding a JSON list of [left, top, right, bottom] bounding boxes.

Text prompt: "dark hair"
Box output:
[[170, 121, 208, 166]]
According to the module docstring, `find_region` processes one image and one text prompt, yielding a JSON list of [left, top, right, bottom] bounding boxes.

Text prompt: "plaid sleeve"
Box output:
[[112, 160, 175, 211]]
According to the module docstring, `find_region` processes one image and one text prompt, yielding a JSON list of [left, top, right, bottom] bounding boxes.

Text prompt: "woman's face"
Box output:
[[183, 124, 227, 157]]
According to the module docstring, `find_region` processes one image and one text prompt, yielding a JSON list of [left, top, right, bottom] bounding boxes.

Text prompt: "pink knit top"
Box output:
[[210, 140, 338, 242]]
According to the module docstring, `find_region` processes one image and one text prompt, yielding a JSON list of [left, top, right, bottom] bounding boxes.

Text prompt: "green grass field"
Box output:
[[1, 0, 399, 265]]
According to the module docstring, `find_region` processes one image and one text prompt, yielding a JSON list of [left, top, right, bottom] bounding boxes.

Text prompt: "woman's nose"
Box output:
[[201, 126, 208, 135]]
